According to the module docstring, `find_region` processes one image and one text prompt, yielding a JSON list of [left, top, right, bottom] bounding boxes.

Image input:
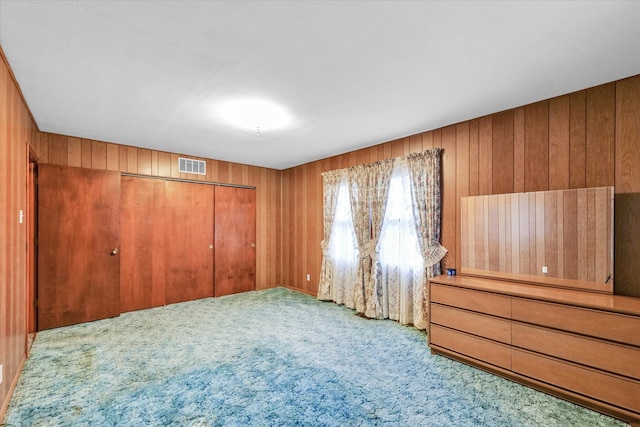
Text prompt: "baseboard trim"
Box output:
[[282, 285, 317, 297], [0, 355, 26, 423]]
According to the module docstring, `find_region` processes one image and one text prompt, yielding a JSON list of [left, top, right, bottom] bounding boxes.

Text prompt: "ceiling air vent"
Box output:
[[178, 157, 206, 175]]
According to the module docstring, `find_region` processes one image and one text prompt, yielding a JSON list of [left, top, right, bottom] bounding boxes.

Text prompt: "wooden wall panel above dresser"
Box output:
[[460, 187, 614, 290]]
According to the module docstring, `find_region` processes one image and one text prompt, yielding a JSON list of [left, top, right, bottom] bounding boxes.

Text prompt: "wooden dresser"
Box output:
[[428, 274, 640, 425]]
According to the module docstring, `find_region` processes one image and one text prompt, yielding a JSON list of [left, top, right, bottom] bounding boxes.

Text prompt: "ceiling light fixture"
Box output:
[[216, 98, 292, 135]]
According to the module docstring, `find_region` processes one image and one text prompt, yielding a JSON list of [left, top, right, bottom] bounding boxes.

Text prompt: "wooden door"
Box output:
[[214, 186, 256, 297], [38, 165, 121, 330], [165, 181, 214, 304], [120, 176, 166, 312]]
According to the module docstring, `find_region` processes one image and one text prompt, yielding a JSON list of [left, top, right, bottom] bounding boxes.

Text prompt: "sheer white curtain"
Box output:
[[378, 161, 428, 329], [325, 176, 359, 308], [318, 170, 348, 301]]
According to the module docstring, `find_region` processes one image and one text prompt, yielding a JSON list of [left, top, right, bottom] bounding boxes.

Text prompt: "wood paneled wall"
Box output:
[[0, 48, 38, 418], [460, 187, 614, 288], [281, 76, 640, 296], [615, 193, 640, 297], [32, 133, 282, 291]]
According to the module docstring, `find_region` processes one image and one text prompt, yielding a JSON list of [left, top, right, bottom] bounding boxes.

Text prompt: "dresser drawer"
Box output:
[[512, 323, 640, 380], [431, 303, 511, 344], [430, 283, 511, 318], [430, 324, 511, 369], [511, 298, 640, 346], [512, 349, 640, 414]]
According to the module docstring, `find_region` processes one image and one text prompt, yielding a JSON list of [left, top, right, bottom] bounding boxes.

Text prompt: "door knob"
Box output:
[[110, 248, 119, 256], [251, 243, 256, 248]]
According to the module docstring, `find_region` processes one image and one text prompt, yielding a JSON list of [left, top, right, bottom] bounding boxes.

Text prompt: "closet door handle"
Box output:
[[251, 243, 256, 248], [110, 248, 119, 256]]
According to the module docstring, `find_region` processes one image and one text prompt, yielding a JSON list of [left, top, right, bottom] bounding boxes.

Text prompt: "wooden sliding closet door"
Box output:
[[214, 186, 256, 297], [165, 181, 215, 304], [120, 177, 166, 312], [38, 165, 121, 330]]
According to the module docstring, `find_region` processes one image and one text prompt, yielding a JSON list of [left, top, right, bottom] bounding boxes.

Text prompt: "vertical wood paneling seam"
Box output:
[[523, 111, 527, 193], [512, 112, 516, 193], [579, 94, 587, 188], [547, 105, 550, 190], [613, 88, 617, 191]]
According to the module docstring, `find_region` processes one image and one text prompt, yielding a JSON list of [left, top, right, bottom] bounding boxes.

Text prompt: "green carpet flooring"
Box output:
[[2, 287, 625, 426]]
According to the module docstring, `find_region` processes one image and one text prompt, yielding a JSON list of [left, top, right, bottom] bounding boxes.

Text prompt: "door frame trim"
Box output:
[[27, 144, 39, 339]]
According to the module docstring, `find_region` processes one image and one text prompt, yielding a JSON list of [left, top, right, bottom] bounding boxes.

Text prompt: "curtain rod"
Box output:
[[120, 173, 256, 190], [321, 147, 443, 177]]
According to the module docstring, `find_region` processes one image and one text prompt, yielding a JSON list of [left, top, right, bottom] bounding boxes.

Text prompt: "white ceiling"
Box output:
[[1, 1, 639, 170]]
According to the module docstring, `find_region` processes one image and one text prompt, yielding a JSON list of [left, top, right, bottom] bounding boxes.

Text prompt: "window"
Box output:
[[318, 149, 444, 329], [328, 179, 358, 266], [378, 162, 426, 326], [379, 164, 423, 270]]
